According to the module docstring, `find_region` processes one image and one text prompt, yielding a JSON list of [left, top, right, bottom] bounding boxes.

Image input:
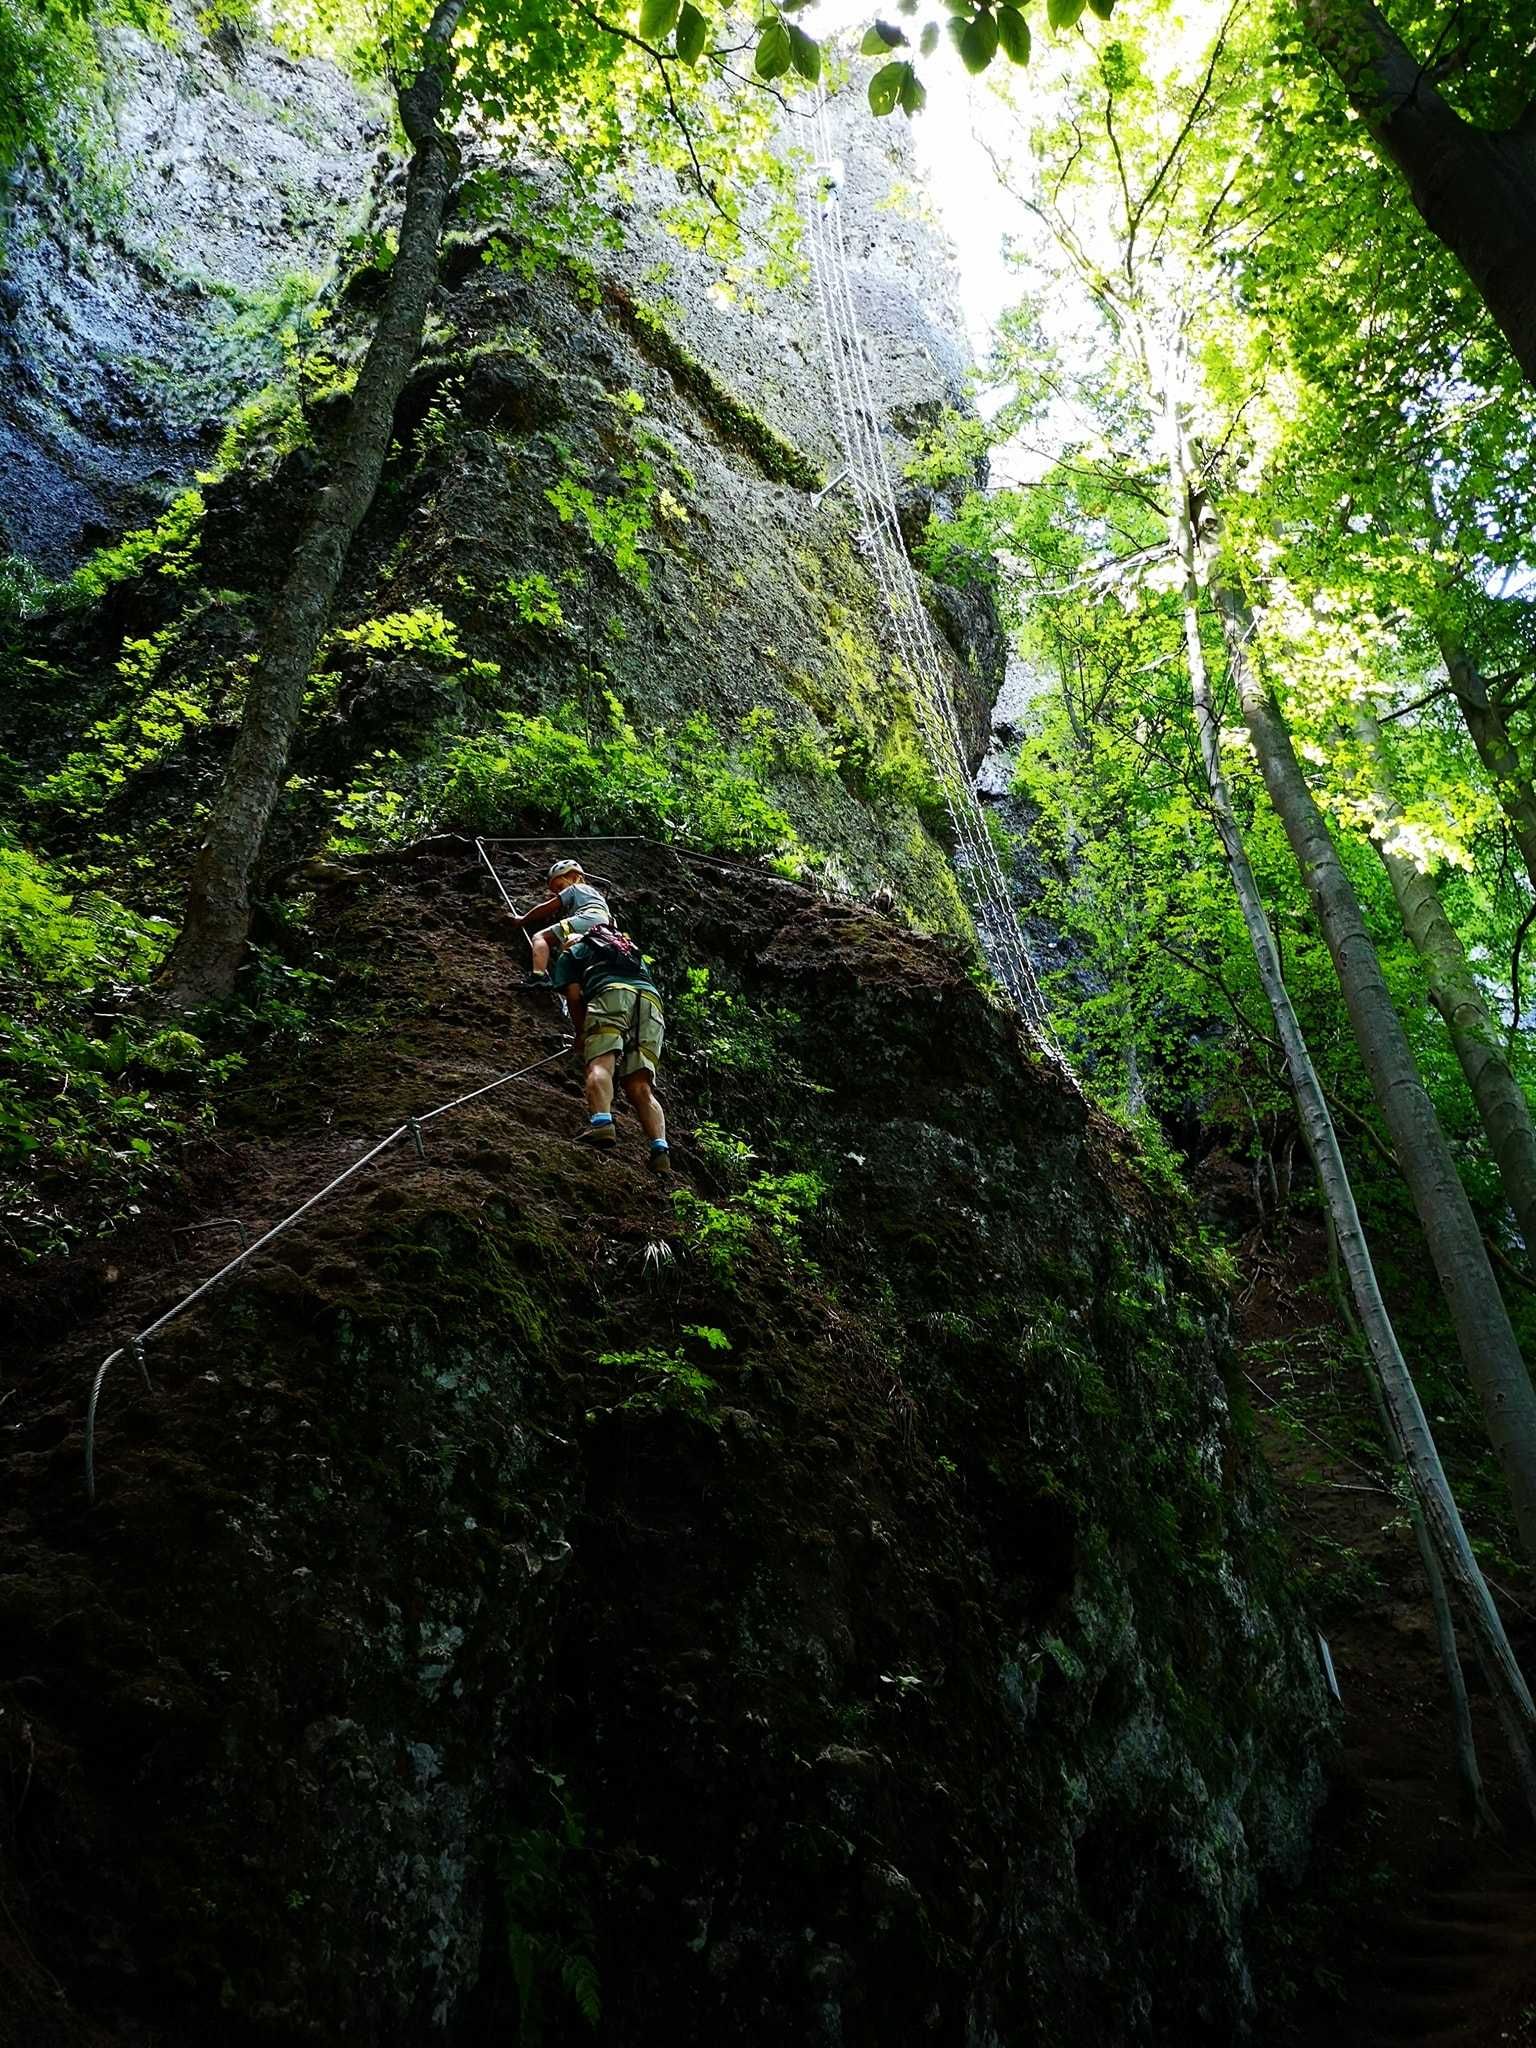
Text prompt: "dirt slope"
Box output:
[[1239, 1233, 1536, 2048]]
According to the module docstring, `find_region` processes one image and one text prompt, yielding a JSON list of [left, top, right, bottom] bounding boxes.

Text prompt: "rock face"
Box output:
[[6, 845, 1330, 2047], [6, 32, 1011, 921], [0, 26, 1332, 2048], [0, 1, 385, 570]]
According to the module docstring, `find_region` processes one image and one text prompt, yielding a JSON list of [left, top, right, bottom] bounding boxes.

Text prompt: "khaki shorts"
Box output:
[[555, 911, 607, 948], [582, 982, 665, 1080]]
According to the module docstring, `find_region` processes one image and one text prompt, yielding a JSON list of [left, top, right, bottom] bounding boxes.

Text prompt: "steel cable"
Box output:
[[801, 86, 1069, 1072], [82, 1043, 572, 1501]]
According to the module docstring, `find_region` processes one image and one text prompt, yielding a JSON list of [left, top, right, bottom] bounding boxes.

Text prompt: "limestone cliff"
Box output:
[[0, 17, 1332, 2046], [0, 0, 385, 568], [8, 843, 1330, 2046]]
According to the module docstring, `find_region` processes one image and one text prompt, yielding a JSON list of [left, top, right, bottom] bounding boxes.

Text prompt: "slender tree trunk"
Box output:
[[161, 0, 469, 1007], [1440, 630, 1536, 897], [1415, 1488, 1496, 1830], [1214, 580, 1536, 1560], [1355, 706, 1536, 1266], [1323, 1182, 1492, 1824], [1301, 0, 1536, 385], [1154, 377, 1536, 1808]]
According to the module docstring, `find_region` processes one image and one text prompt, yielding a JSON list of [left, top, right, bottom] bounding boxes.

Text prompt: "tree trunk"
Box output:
[[160, 0, 468, 1007], [1326, 1189, 1492, 1825], [1302, 0, 1536, 385], [1155, 376, 1536, 1808], [1440, 630, 1536, 897], [1215, 580, 1536, 1560], [1356, 706, 1536, 1267]]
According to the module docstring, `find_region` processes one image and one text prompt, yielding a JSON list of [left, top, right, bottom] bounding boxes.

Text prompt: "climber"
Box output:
[[515, 859, 612, 986], [553, 926, 670, 1173]]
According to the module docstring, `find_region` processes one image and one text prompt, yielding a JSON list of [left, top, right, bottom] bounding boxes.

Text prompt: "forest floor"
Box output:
[[1237, 1220, 1536, 2048]]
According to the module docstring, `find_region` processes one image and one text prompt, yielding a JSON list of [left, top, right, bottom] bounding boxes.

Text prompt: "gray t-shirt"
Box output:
[[557, 881, 610, 925]]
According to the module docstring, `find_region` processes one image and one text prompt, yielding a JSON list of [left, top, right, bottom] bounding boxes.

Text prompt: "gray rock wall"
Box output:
[[0, 0, 385, 569]]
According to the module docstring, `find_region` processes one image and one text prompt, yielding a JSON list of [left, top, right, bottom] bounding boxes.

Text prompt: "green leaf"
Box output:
[[920, 18, 939, 51], [898, 62, 927, 110], [639, 0, 681, 39], [755, 13, 792, 76], [675, 1, 708, 59], [958, 7, 998, 70], [997, 3, 1030, 60], [788, 21, 821, 76], [1047, 0, 1086, 25], [867, 57, 905, 113], [1086, 0, 1114, 14], [861, 18, 906, 51]]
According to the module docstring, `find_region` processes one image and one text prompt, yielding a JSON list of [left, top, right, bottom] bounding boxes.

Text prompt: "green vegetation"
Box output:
[[496, 1770, 601, 2043], [596, 1334, 723, 1424], [498, 572, 567, 633], [0, 841, 241, 1258], [65, 491, 205, 608], [541, 395, 693, 593], [413, 697, 807, 863], [26, 628, 212, 822], [671, 1169, 824, 1278], [669, 967, 805, 1077], [0, 0, 171, 184]]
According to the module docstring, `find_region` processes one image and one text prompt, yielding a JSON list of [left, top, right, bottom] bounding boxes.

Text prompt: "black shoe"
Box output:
[[648, 1146, 672, 1176], [520, 971, 553, 988], [575, 1121, 617, 1149]]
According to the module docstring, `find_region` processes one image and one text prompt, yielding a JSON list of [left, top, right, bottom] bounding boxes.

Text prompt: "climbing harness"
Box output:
[[82, 1043, 572, 1503], [800, 84, 1070, 1077], [578, 925, 645, 973]]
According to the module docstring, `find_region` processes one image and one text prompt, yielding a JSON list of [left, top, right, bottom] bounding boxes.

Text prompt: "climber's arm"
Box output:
[[516, 892, 562, 930]]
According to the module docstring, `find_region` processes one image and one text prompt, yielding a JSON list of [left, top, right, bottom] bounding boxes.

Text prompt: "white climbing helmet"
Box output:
[[549, 858, 583, 883]]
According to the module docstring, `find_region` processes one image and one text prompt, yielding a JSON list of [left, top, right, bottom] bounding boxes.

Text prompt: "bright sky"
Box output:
[[906, 57, 1025, 360], [810, 2, 1033, 361]]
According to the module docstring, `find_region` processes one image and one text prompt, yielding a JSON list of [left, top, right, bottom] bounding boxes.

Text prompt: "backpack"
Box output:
[[581, 924, 644, 971]]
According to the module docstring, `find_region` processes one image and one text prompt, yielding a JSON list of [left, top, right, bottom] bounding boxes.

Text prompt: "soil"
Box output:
[[1238, 1220, 1536, 2048]]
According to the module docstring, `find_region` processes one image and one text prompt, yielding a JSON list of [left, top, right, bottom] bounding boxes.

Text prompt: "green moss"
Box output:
[[351, 694, 813, 867], [610, 289, 823, 492], [361, 1204, 573, 1357]]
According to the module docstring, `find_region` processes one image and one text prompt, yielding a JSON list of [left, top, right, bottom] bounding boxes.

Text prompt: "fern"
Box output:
[[560, 1950, 602, 2028]]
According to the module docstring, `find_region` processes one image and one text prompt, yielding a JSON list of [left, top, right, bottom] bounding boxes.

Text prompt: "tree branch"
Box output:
[[571, 0, 741, 234]]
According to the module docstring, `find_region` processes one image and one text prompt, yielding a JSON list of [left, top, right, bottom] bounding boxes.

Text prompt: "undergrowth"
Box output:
[[0, 841, 235, 1259], [330, 692, 811, 867]]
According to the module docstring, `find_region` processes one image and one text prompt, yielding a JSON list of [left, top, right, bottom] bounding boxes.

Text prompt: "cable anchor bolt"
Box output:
[[408, 1118, 426, 1160], [128, 1337, 153, 1394]]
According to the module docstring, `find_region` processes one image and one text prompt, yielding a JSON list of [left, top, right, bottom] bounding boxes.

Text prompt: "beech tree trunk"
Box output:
[[161, 0, 468, 1007], [1154, 384, 1536, 1808], [1214, 580, 1536, 1560], [1330, 1200, 1492, 1824], [1302, 0, 1536, 385], [1440, 631, 1536, 897], [1356, 706, 1536, 1266]]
